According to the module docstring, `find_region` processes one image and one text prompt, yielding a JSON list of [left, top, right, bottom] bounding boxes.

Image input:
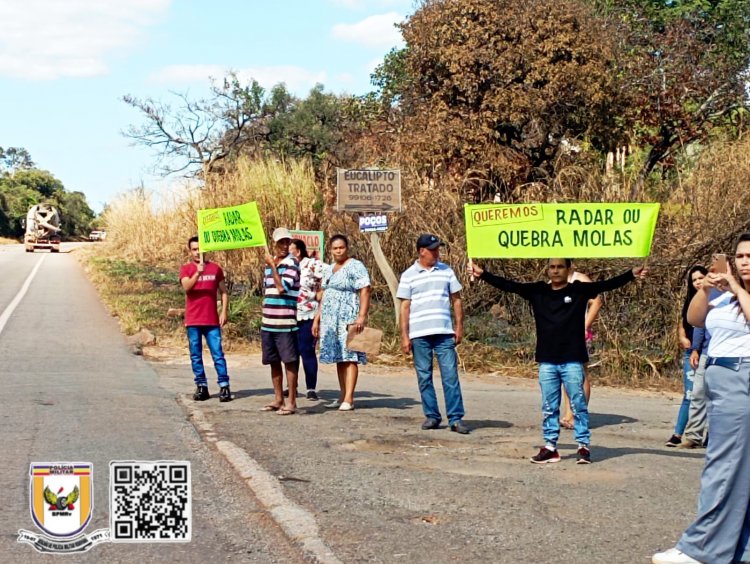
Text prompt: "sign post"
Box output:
[[336, 169, 402, 213], [336, 169, 402, 325]]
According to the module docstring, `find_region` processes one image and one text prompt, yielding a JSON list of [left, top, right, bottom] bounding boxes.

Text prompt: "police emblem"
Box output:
[[18, 462, 109, 553], [31, 462, 92, 537]]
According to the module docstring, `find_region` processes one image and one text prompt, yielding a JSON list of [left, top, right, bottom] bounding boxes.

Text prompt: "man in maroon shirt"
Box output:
[[179, 236, 231, 402]]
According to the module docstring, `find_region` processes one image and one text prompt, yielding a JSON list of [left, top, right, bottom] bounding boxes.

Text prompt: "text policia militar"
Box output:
[[464, 203, 659, 259]]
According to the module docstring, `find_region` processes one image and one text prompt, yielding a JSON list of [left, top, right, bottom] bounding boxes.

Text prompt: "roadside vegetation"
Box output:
[[90, 0, 750, 391], [0, 146, 97, 239]]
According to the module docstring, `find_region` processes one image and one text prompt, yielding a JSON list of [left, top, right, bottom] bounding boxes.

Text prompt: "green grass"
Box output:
[[86, 256, 185, 338], [84, 256, 263, 346], [81, 253, 682, 391]]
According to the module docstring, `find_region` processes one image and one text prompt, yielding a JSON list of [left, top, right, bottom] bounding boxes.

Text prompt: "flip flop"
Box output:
[[260, 405, 280, 412], [277, 408, 296, 415]]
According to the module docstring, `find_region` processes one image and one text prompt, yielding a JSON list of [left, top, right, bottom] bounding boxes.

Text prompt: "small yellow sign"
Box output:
[[465, 203, 660, 258], [197, 202, 267, 252]]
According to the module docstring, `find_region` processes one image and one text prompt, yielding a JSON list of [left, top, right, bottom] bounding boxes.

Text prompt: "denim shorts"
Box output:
[[261, 330, 299, 365]]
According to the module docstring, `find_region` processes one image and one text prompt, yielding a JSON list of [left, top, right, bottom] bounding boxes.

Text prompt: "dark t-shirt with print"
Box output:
[[479, 270, 635, 363]]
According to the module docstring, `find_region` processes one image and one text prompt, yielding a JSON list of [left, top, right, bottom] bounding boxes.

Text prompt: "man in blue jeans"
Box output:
[[398, 234, 469, 434], [470, 259, 647, 463], [179, 236, 231, 402]]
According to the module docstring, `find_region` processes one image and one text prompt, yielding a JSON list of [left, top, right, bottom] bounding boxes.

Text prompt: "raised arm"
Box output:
[[181, 261, 204, 292], [585, 268, 643, 296], [470, 262, 532, 296], [687, 286, 711, 328], [696, 264, 750, 325], [264, 253, 285, 293]]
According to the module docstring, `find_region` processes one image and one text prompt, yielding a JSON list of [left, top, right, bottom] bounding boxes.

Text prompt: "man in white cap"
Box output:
[[398, 233, 470, 434], [260, 227, 301, 415]]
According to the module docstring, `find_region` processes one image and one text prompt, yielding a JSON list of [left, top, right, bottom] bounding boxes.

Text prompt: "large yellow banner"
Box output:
[[197, 202, 267, 252], [465, 203, 660, 258]]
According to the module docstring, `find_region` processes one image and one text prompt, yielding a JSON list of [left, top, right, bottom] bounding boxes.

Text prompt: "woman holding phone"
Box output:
[[653, 234, 750, 564], [665, 265, 707, 447]]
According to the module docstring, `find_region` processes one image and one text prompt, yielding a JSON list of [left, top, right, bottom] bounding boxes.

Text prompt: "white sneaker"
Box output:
[[652, 547, 702, 564], [324, 400, 341, 409], [338, 402, 354, 411]]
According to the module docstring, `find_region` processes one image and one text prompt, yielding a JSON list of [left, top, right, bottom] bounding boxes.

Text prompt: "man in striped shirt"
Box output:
[[261, 227, 301, 415], [398, 234, 469, 434]]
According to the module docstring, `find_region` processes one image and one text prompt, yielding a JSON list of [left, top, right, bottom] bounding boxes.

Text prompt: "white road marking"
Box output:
[[0, 255, 45, 337], [183, 401, 342, 564]]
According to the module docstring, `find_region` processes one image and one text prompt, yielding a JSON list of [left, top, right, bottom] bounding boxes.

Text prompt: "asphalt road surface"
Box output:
[[0, 244, 707, 563], [0, 245, 301, 562]]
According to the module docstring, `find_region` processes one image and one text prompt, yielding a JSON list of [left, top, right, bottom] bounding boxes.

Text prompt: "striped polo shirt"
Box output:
[[397, 260, 462, 339], [262, 255, 300, 332]]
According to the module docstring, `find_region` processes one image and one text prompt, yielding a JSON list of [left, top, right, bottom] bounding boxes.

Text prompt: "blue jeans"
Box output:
[[674, 349, 695, 436], [412, 335, 465, 425], [297, 319, 318, 390], [187, 326, 229, 387], [539, 362, 589, 447]]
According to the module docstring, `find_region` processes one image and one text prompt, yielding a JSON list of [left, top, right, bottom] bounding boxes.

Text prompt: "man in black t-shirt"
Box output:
[[470, 259, 647, 464]]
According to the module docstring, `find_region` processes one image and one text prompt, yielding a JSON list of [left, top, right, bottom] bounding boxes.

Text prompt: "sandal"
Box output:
[[260, 405, 280, 412], [277, 407, 296, 415]]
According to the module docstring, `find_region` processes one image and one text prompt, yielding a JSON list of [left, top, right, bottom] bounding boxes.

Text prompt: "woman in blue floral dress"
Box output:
[[313, 234, 371, 411]]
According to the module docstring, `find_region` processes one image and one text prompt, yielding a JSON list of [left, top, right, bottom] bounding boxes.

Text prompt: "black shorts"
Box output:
[[261, 330, 299, 365]]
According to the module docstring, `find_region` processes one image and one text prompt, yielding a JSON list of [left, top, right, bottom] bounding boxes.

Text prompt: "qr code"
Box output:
[[109, 461, 191, 543]]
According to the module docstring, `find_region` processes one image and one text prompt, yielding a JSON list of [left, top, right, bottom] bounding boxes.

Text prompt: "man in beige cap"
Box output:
[[260, 227, 301, 415]]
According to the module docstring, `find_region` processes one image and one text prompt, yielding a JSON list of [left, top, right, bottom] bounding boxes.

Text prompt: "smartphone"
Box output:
[[711, 253, 727, 274]]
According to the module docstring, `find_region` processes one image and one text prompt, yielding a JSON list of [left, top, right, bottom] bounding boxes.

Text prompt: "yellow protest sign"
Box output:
[[465, 203, 660, 258], [197, 202, 267, 252]]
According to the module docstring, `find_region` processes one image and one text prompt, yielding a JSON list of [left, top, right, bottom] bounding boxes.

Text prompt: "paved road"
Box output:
[[0, 244, 706, 563], [152, 355, 705, 564], [0, 245, 300, 562]]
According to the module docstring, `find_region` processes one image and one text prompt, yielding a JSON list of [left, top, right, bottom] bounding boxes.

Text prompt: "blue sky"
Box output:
[[0, 0, 412, 213]]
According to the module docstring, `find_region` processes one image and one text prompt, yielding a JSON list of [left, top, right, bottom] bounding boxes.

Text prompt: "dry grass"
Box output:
[[96, 139, 750, 389], [0, 236, 19, 244]]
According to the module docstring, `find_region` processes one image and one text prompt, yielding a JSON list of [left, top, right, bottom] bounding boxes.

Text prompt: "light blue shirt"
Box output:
[[397, 261, 462, 339]]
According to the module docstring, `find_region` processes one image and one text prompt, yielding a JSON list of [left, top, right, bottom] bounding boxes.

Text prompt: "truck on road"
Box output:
[[22, 203, 61, 253]]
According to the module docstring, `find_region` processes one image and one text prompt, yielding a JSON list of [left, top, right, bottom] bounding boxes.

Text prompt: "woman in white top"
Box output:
[[653, 233, 750, 564]]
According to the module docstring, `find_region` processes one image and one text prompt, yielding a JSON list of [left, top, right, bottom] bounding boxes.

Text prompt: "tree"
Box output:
[[593, 0, 750, 194], [0, 167, 94, 238], [54, 191, 95, 237], [10, 169, 64, 198], [123, 72, 269, 177], [0, 146, 34, 172], [392, 0, 625, 197], [266, 84, 349, 168]]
